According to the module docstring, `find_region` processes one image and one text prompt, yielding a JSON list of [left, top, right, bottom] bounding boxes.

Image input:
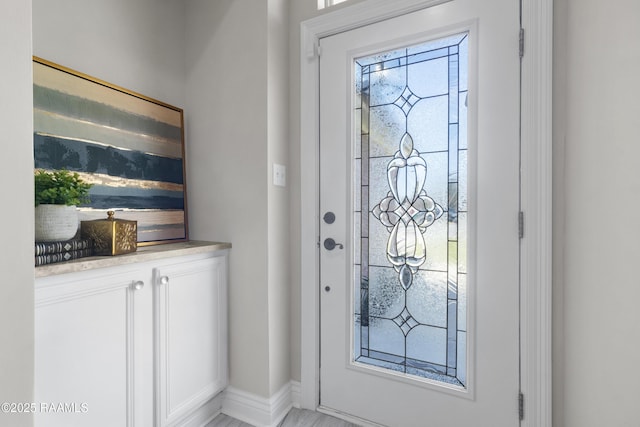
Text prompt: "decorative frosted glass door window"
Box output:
[[354, 32, 468, 388]]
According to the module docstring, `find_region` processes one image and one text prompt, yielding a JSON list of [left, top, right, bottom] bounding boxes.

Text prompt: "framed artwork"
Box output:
[[33, 57, 188, 245]]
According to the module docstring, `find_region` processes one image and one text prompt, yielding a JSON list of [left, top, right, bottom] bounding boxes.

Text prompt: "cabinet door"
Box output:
[[35, 268, 152, 427], [154, 254, 228, 427]]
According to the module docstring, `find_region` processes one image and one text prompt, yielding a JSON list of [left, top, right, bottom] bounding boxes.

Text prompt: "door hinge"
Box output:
[[315, 42, 323, 57], [518, 211, 524, 239], [519, 28, 525, 59], [519, 392, 525, 420]]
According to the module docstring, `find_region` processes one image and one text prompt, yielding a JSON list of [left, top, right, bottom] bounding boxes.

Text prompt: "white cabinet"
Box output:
[[34, 245, 229, 427], [154, 255, 228, 426], [35, 266, 151, 427]]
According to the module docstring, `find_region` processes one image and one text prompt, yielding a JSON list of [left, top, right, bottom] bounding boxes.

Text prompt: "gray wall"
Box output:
[[185, 0, 271, 397], [33, 0, 186, 108], [185, 0, 292, 397], [29, 2, 186, 424], [553, 0, 640, 426], [266, 0, 293, 396], [0, 0, 34, 426]]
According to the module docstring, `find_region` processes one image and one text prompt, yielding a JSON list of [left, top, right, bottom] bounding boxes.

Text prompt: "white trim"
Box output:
[[300, 0, 553, 424], [519, 1, 553, 426], [222, 383, 293, 427], [299, 10, 321, 412], [306, 0, 451, 50], [290, 381, 302, 409], [175, 393, 224, 427]]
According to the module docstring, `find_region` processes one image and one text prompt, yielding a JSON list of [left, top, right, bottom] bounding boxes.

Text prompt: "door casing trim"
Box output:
[[299, 1, 552, 426]]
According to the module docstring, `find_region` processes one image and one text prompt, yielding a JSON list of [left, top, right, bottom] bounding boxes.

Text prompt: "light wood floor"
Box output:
[[207, 408, 360, 427]]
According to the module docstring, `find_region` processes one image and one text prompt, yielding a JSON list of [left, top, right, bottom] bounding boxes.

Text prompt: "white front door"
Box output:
[[319, 1, 521, 426]]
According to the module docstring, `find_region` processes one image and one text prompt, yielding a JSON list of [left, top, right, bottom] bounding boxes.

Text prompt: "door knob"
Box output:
[[324, 238, 344, 250], [131, 280, 144, 291]]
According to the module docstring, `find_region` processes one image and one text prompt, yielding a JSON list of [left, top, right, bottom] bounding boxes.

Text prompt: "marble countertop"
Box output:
[[35, 240, 231, 278]]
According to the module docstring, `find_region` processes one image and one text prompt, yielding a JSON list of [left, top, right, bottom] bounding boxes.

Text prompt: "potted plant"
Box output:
[[34, 169, 92, 242]]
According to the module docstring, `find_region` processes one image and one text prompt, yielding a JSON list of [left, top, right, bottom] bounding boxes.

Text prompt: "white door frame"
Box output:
[[299, 1, 553, 426]]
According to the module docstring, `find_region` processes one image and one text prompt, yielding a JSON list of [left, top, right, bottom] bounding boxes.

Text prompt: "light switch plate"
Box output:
[[273, 163, 286, 187]]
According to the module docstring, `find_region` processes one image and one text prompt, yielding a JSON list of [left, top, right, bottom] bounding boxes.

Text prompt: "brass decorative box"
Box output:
[[81, 211, 137, 256]]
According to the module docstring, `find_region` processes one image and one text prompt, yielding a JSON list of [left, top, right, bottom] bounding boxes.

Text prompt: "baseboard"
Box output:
[[290, 381, 301, 409], [177, 392, 224, 427], [222, 381, 299, 427]]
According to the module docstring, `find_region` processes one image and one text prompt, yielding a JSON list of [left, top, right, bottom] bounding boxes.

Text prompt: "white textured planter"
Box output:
[[34, 204, 79, 242]]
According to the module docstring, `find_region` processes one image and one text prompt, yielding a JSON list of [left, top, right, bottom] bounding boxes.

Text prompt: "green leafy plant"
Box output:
[[34, 169, 92, 206]]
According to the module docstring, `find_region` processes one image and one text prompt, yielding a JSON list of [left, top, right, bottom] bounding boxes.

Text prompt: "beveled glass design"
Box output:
[[354, 33, 468, 387]]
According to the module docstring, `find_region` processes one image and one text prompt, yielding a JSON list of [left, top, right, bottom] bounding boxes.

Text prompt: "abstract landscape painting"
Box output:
[[33, 57, 188, 245]]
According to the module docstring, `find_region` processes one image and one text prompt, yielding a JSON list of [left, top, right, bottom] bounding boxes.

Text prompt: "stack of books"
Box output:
[[35, 238, 94, 267]]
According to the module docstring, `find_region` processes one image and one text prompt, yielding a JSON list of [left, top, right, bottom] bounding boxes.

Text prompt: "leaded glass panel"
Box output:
[[354, 32, 468, 388]]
